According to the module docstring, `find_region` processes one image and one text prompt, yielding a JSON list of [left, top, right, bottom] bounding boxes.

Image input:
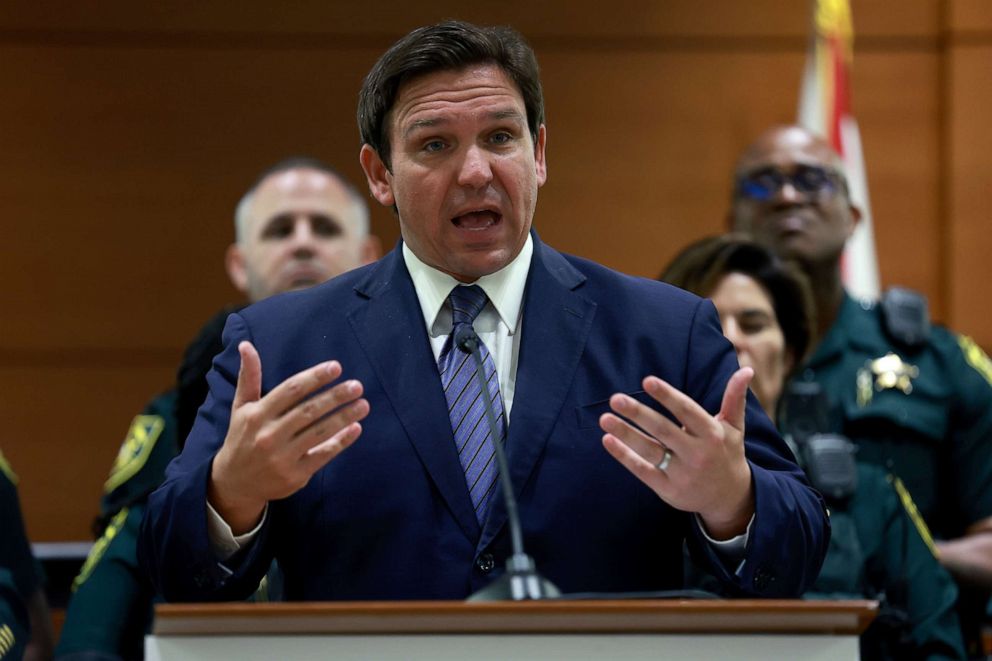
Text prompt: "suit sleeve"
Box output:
[[138, 312, 273, 601], [682, 300, 831, 597]]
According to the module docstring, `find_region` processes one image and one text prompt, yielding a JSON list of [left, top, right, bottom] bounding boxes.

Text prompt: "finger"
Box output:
[[607, 392, 689, 455], [599, 411, 670, 464], [278, 379, 365, 439], [642, 375, 721, 440], [291, 396, 370, 454], [261, 360, 343, 417], [716, 367, 754, 432], [303, 421, 364, 467], [233, 341, 262, 409], [601, 433, 669, 492]]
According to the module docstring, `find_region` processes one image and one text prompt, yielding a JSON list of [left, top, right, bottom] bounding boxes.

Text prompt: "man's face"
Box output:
[[360, 64, 547, 282], [731, 127, 860, 268], [227, 168, 376, 302]]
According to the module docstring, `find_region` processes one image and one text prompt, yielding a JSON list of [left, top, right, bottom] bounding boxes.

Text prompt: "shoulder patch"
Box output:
[[888, 474, 938, 557], [0, 450, 16, 485], [72, 507, 129, 591], [104, 415, 166, 493], [0, 623, 16, 658], [959, 335, 992, 387]]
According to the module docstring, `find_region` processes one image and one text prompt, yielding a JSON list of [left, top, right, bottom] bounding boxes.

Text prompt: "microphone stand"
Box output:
[[455, 326, 560, 601]]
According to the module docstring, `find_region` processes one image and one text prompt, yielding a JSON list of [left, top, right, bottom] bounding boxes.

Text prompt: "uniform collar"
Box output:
[[805, 292, 879, 368]]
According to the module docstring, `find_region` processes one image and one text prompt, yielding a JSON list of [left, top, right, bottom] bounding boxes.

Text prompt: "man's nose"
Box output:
[[290, 219, 317, 252], [457, 146, 494, 189], [773, 180, 804, 204]]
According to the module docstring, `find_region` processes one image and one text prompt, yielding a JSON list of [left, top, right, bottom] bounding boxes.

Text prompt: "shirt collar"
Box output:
[[402, 234, 533, 335]]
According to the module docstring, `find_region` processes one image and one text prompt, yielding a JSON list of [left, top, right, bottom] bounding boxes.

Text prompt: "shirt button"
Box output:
[[476, 553, 495, 573]]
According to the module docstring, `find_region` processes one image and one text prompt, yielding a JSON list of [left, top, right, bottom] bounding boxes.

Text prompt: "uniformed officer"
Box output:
[[55, 157, 379, 659], [0, 450, 54, 660], [662, 234, 965, 658], [731, 125, 992, 656]]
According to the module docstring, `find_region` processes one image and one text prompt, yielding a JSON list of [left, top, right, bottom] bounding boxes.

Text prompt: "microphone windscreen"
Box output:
[[454, 325, 480, 354]]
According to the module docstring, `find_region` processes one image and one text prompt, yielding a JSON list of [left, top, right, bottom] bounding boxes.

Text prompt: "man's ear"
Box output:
[[846, 202, 863, 240], [225, 244, 250, 295], [534, 124, 548, 187], [360, 145, 395, 207], [360, 234, 382, 265]]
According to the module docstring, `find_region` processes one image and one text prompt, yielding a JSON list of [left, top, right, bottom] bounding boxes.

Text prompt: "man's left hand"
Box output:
[[599, 367, 755, 540]]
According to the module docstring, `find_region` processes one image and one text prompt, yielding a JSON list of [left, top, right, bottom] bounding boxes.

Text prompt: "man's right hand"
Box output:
[[208, 341, 370, 534]]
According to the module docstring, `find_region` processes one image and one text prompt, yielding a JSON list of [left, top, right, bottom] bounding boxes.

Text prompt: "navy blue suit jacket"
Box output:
[[140, 235, 828, 601]]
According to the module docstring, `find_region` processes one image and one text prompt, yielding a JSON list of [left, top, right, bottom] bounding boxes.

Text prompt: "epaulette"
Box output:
[[880, 287, 930, 350], [0, 450, 16, 485]]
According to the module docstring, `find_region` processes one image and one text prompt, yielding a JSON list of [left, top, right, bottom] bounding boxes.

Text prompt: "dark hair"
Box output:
[[357, 20, 545, 169], [173, 305, 245, 450], [660, 234, 817, 370]]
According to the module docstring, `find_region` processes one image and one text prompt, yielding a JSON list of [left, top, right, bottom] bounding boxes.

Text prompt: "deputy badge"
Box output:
[[856, 352, 919, 408], [104, 414, 165, 493]]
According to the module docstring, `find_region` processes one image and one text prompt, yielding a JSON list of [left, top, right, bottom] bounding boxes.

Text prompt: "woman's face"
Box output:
[[709, 272, 793, 420]]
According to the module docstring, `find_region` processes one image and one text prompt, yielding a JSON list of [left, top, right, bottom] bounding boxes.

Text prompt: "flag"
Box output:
[[798, 0, 880, 300]]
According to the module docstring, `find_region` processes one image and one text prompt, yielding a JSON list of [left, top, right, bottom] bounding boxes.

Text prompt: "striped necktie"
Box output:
[[438, 285, 504, 523]]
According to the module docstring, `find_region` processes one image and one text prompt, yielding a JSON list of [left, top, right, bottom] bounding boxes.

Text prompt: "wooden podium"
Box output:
[[147, 599, 876, 660]]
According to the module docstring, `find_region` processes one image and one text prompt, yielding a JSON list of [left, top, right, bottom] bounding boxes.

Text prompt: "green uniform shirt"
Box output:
[[0, 452, 42, 611], [0, 453, 33, 661], [808, 464, 964, 659], [797, 293, 992, 655], [797, 294, 992, 536], [0, 569, 27, 661], [56, 392, 178, 660]]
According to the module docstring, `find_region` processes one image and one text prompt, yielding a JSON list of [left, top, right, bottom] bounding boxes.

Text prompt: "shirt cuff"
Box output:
[[206, 499, 267, 561], [695, 512, 754, 568]]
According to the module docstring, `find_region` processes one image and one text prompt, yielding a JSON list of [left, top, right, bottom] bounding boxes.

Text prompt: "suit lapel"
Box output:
[[348, 248, 481, 542], [478, 237, 597, 553]]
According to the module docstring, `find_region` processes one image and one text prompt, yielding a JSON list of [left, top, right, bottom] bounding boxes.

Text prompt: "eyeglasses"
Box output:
[[735, 164, 844, 201]]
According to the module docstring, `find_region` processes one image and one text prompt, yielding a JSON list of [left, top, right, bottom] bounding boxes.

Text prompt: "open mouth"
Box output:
[[452, 209, 501, 230]]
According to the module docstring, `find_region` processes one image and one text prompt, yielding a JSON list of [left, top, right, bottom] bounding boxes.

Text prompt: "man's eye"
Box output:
[[311, 216, 342, 237], [796, 166, 831, 191], [261, 219, 293, 239], [490, 132, 513, 145], [423, 140, 446, 153]]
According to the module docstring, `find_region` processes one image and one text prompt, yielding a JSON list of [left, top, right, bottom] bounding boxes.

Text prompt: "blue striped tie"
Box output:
[[439, 285, 504, 523]]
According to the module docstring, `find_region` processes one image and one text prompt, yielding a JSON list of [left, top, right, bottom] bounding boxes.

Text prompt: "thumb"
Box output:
[[717, 366, 754, 432], [232, 341, 262, 409]]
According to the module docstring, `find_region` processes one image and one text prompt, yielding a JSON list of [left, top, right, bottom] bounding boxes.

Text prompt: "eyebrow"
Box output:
[[402, 109, 526, 138], [738, 309, 775, 320]]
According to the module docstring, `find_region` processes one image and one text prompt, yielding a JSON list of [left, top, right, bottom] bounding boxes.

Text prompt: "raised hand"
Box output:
[[600, 367, 755, 540], [208, 341, 370, 533]]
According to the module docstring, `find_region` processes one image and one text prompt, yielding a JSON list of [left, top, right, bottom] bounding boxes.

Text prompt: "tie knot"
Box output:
[[448, 285, 488, 328]]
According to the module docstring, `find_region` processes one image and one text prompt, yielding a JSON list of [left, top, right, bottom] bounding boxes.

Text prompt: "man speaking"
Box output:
[[140, 21, 829, 601]]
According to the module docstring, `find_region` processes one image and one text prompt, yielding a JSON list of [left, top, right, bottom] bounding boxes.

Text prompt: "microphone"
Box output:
[[454, 325, 561, 601]]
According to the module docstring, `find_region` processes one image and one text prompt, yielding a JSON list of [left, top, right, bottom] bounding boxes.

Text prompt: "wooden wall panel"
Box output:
[[947, 44, 992, 346], [0, 0, 986, 544], [949, 0, 992, 32], [0, 0, 938, 39], [1, 365, 174, 541]]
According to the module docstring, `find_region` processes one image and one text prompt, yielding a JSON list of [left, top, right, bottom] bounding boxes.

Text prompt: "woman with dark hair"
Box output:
[[662, 234, 814, 422], [662, 235, 965, 659]]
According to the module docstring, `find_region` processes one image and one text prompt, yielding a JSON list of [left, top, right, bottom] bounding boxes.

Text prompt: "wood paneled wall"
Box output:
[[0, 1, 987, 542]]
